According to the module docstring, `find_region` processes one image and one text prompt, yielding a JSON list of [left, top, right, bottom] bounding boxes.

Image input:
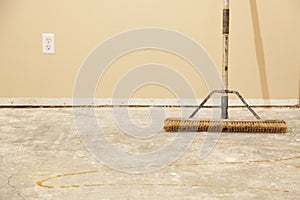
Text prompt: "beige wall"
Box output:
[[0, 0, 299, 99]]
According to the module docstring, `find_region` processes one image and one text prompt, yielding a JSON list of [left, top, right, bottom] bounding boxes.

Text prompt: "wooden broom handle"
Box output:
[[223, 0, 230, 90], [221, 0, 230, 119]]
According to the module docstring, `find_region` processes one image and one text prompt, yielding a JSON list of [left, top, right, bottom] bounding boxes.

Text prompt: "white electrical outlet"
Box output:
[[42, 33, 55, 54]]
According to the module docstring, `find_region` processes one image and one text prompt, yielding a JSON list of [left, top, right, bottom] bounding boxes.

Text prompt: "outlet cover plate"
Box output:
[[42, 33, 55, 54]]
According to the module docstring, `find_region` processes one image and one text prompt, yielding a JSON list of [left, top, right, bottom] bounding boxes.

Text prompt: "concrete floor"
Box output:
[[0, 107, 299, 199]]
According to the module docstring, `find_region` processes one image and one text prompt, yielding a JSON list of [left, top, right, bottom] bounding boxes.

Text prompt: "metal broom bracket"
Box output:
[[188, 90, 261, 120]]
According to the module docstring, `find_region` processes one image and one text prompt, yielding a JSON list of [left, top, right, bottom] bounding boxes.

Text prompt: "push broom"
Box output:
[[164, 0, 287, 133]]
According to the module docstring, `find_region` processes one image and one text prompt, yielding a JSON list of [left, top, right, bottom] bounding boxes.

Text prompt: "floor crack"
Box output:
[[7, 175, 16, 189], [17, 193, 25, 200], [6, 174, 25, 200]]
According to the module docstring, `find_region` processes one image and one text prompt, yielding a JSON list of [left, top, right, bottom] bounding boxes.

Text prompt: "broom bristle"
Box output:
[[164, 118, 287, 133]]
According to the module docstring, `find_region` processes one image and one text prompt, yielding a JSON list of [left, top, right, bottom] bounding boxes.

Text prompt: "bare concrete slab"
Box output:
[[0, 107, 299, 199]]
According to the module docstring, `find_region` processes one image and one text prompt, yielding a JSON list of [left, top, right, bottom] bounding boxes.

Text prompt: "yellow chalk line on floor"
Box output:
[[36, 170, 99, 188], [36, 142, 300, 193], [36, 170, 292, 193]]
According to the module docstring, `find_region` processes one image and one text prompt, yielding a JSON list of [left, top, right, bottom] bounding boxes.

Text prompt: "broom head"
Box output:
[[164, 118, 287, 133]]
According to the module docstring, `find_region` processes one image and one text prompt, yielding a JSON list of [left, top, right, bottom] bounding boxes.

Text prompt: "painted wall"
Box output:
[[0, 0, 299, 99]]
